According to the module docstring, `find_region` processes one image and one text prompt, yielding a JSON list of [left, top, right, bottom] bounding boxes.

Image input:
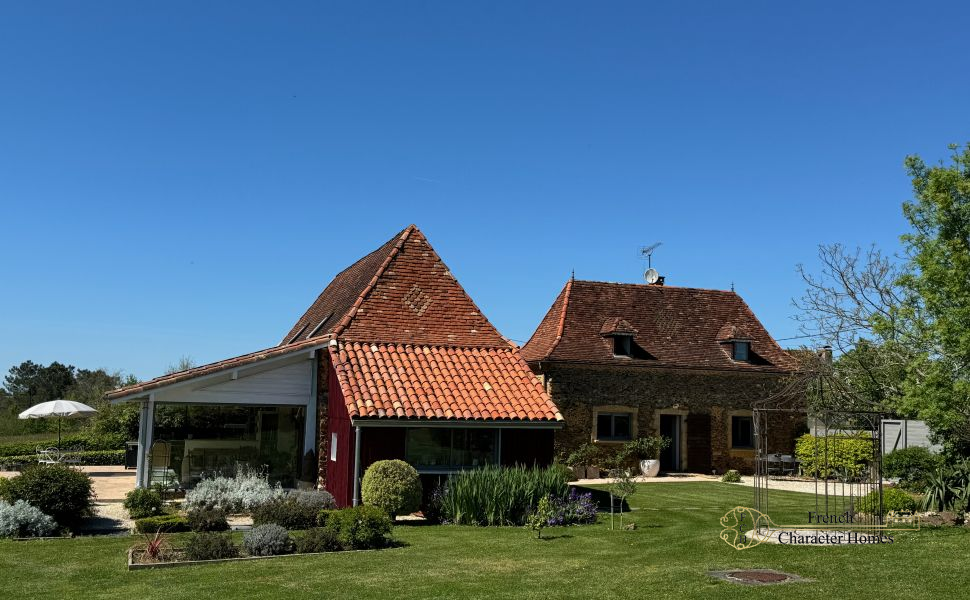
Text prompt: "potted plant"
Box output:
[[565, 443, 604, 479], [624, 436, 670, 477]]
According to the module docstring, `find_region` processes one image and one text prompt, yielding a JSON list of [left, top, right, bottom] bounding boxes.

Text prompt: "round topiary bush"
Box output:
[[720, 470, 742, 483], [0, 465, 93, 529], [857, 486, 918, 515], [123, 488, 163, 519], [360, 460, 422, 517]]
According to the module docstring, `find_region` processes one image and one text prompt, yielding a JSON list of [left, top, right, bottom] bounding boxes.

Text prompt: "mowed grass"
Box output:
[[1, 482, 967, 599]]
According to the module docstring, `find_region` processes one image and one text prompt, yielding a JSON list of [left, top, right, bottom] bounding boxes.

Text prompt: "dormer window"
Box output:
[[733, 341, 750, 362], [613, 335, 632, 357]]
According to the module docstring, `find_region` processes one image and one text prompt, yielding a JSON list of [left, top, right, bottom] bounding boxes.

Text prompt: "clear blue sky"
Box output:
[[1, 2, 968, 381]]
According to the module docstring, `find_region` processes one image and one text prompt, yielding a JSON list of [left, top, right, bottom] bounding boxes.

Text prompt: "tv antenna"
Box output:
[[640, 242, 664, 285], [640, 242, 662, 269]]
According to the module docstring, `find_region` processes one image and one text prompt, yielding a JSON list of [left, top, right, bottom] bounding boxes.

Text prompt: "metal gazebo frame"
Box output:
[[752, 351, 888, 527]]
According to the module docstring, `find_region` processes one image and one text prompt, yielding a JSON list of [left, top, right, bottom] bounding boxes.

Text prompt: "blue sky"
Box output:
[[1, 2, 968, 381]]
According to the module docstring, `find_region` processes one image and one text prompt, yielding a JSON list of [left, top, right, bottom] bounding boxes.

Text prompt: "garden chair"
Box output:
[[61, 444, 83, 467], [36, 446, 60, 465]]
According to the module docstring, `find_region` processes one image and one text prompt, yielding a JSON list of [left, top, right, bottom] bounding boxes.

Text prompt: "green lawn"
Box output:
[[1, 482, 966, 599]]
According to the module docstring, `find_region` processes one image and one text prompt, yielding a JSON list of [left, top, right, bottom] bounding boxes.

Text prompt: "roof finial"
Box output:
[[730, 281, 735, 292], [570, 269, 575, 281]]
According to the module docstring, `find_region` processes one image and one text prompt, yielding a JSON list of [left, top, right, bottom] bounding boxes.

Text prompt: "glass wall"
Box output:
[[150, 403, 305, 488], [404, 428, 498, 471]]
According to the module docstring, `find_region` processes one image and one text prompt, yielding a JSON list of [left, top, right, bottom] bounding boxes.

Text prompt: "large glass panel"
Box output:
[[404, 428, 453, 468], [151, 403, 305, 488], [404, 428, 498, 470]]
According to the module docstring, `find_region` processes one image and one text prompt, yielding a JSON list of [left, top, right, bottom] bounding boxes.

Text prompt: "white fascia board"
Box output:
[[108, 344, 325, 404]]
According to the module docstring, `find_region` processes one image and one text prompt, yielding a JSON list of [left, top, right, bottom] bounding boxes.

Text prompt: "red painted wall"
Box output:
[[326, 364, 355, 507]]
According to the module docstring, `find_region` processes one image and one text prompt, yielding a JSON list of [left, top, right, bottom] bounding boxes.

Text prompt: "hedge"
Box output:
[[0, 434, 125, 458], [134, 514, 191, 533], [0, 450, 124, 467], [795, 433, 874, 479]]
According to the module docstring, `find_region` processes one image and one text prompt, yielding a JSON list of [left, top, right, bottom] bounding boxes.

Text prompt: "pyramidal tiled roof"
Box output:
[[296, 225, 557, 422], [521, 279, 797, 373]]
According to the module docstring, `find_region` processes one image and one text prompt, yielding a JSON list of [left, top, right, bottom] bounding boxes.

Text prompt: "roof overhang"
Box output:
[[108, 341, 329, 404], [351, 418, 563, 429]]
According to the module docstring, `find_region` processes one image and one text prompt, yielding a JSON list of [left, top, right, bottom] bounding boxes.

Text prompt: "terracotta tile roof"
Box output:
[[521, 280, 797, 373], [282, 225, 507, 348], [105, 337, 327, 400], [600, 317, 638, 336], [332, 342, 562, 421], [281, 226, 410, 345], [717, 323, 753, 341], [109, 224, 560, 425]]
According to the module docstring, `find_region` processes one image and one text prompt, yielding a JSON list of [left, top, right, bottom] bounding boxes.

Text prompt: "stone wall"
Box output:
[[542, 363, 802, 474]]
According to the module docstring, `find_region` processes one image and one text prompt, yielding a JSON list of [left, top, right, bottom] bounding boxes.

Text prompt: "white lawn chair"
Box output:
[[36, 447, 59, 465]]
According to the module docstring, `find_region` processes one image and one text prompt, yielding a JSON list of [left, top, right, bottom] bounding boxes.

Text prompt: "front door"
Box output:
[[659, 414, 681, 472]]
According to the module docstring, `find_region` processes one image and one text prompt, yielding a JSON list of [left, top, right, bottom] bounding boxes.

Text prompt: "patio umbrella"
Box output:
[[18, 399, 98, 447]]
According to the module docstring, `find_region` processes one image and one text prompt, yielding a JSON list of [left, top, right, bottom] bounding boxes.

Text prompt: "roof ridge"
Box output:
[[573, 279, 735, 294], [551, 278, 573, 355], [330, 225, 416, 338]]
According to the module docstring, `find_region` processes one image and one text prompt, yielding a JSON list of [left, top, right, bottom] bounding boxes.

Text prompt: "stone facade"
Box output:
[[540, 363, 803, 474]]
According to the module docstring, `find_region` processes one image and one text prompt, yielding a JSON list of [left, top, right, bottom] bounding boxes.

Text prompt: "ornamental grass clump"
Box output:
[[439, 465, 570, 526]]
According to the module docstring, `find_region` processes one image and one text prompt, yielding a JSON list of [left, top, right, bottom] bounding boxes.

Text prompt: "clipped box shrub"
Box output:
[[243, 524, 294, 556], [0, 433, 125, 458], [184, 532, 239, 561], [253, 497, 316, 530], [0, 500, 57, 538], [857, 487, 918, 516], [123, 488, 163, 519], [134, 514, 190, 533], [186, 507, 229, 532], [294, 527, 343, 553], [720, 470, 742, 483], [795, 434, 874, 479], [361, 460, 422, 517], [0, 450, 125, 466], [324, 505, 393, 550], [0, 464, 93, 529]]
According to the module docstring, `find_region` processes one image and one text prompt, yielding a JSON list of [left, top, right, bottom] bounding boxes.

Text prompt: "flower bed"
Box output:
[[126, 544, 403, 570]]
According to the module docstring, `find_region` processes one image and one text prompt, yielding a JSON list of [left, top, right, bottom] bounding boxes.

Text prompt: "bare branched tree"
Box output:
[[792, 244, 924, 412]]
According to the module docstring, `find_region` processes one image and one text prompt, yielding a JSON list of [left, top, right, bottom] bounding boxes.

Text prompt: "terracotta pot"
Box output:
[[639, 459, 660, 477]]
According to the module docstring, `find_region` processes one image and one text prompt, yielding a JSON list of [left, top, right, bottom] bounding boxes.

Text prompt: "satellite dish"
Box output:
[[644, 268, 660, 284]]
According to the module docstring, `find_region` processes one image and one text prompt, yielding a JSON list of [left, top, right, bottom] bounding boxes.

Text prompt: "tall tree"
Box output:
[[795, 143, 970, 454], [3, 360, 77, 410], [894, 144, 970, 452]]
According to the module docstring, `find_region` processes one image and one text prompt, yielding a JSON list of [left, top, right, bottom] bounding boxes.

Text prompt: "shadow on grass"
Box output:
[[536, 534, 574, 541], [578, 486, 631, 512]]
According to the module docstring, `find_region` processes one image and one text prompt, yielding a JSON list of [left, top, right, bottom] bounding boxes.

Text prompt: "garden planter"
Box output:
[[639, 459, 660, 477]]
